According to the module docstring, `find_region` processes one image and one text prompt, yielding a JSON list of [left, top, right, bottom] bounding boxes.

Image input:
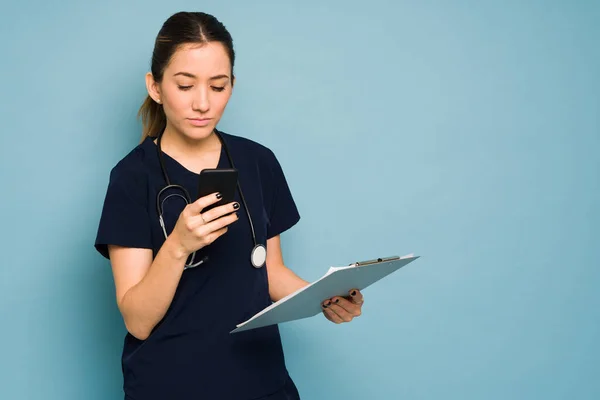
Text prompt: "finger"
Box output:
[[322, 306, 344, 324], [187, 201, 240, 231], [201, 201, 240, 223], [182, 207, 229, 232], [187, 192, 222, 215], [348, 288, 364, 305], [331, 297, 362, 316], [195, 212, 239, 237], [182, 214, 204, 233], [326, 301, 356, 322], [198, 225, 229, 246], [331, 297, 362, 317]]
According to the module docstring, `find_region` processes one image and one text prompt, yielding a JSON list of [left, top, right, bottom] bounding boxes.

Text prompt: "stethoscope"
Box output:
[[156, 129, 267, 270]]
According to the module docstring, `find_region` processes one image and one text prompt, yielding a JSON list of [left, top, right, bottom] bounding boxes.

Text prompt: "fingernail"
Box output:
[[216, 193, 222, 199], [325, 301, 331, 306], [334, 298, 339, 303], [233, 202, 240, 209], [322, 303, 328, 308], [351, 290, 357, 296]]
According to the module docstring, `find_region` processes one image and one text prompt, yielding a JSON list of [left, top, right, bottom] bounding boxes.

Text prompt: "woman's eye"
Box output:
[[178, 85, 192, 91], [212, 86, 225, 92]]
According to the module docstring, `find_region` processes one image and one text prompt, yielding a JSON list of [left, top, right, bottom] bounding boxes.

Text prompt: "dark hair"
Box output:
[[138, 11, 235, 142]]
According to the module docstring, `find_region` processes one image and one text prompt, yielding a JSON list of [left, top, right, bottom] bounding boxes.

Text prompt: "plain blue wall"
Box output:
[[1, 1, 599, 399]]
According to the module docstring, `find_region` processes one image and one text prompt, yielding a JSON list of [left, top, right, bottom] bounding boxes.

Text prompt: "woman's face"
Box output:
[[147, 41, 234, 141]]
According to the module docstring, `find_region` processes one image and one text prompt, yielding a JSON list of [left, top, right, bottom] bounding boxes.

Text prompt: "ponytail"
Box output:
[[138, 95, 166, 143]]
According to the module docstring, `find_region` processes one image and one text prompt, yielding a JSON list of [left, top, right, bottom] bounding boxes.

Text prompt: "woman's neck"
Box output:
[[159, 126, 222, 173]]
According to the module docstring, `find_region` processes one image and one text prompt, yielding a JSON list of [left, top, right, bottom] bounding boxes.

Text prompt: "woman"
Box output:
[[95, 11, 364, 400]]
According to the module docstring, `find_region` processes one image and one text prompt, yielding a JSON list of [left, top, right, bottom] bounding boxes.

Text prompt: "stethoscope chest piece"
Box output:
[[251, 244, 267, 268]]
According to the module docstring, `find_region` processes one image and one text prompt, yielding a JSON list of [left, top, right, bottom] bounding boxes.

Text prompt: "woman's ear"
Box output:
[[145, 72, 162, 104]]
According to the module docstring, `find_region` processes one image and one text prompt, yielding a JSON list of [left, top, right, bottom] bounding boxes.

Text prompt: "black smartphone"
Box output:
[[197, 168, 239, 213]]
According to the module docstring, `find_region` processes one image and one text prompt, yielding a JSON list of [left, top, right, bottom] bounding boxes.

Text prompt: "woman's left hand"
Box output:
[[321, 289, 364, 324]]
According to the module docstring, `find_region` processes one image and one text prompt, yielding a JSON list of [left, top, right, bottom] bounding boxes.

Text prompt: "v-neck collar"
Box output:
[[146, 133, 227, 177]]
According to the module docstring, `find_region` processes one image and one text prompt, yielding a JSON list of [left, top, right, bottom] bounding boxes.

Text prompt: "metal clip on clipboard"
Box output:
[[350, 256, 401, 267]]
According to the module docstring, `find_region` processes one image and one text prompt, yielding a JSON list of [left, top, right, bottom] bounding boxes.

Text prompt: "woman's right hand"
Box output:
[[168, 192, 240, 258]]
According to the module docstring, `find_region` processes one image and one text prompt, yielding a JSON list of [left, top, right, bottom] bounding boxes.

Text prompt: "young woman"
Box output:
[[95, 11, 364, 400]]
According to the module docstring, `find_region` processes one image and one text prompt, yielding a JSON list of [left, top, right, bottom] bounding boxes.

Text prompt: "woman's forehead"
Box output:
[[166, 42, 231, 78]]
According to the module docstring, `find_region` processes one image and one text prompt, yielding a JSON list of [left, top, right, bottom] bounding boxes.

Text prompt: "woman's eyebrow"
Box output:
[[209, 74, 229, 80], [173, 71, 196, 78], [173, 71, 229, 80]]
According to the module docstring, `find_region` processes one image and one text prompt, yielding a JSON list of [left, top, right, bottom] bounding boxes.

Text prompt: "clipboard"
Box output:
[[231, 254, 419, 333]]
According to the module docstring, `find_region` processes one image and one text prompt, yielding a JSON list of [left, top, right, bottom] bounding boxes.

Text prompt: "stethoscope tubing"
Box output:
[[155, 129, 264, 268]]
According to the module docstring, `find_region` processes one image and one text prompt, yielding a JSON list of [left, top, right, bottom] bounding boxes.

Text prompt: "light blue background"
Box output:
[[1, 1, 598, 399]]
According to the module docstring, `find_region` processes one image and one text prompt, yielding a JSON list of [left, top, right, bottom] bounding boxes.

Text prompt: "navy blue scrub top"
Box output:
[[94, 131, 301, 400]]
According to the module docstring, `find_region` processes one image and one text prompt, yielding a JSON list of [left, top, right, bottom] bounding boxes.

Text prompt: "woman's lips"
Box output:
[[188, 118, 212, 127]]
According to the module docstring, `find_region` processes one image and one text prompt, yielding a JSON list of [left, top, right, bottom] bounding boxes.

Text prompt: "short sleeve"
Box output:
[[94, 163, 153, 259], [265, 150, 301, 239]]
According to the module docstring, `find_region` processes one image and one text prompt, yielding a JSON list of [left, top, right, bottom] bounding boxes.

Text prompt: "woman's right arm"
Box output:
[[109, 193, 239, 340]]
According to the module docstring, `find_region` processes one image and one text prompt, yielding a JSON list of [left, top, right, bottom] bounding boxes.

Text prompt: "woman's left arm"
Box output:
[[265, 235, 309, 301], [266, 235, 364, 324]]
